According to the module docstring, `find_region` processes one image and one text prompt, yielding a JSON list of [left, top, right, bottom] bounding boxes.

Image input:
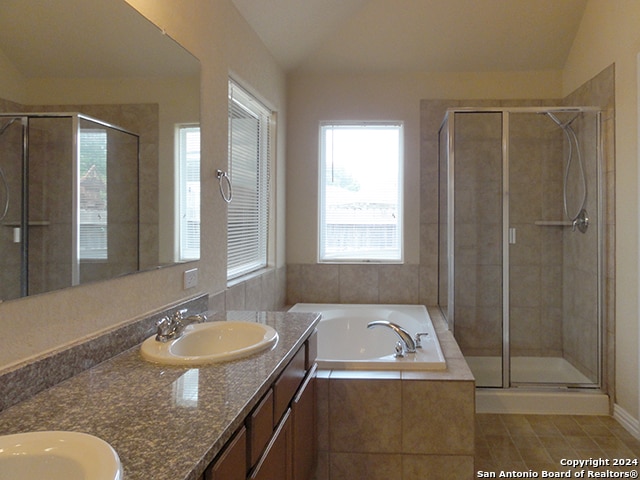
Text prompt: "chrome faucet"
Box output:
[[367, 320, 417, 357], [155, 309, 207, 342]]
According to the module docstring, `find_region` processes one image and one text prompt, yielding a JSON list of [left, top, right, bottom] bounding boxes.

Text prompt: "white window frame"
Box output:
[[177, 124, 201, 261], [227, 78, 272, 280], [318, 121, 404, 263]]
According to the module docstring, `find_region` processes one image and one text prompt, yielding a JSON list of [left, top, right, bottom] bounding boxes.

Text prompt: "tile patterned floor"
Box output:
[[476, 414, 640, 476]]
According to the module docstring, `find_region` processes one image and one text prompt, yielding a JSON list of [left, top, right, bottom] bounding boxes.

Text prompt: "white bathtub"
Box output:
[[288, 304, 446, 371]]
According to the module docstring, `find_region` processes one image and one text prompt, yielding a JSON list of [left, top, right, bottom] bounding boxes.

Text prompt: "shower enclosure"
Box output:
[[0, 113, 139, 301], [438, 107, 603, 389]]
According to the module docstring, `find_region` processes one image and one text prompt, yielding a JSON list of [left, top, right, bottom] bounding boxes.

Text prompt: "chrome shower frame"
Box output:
[[438, 106, 604, 391]]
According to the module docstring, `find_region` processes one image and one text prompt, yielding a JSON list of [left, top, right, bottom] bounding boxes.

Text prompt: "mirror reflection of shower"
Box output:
[[0, 113, 140, 301], [0, 118, 18, 222], [545, 111, 589, 233]]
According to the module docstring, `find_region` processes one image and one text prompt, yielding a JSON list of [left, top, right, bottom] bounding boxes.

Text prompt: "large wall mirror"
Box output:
[[0, 0, 201, 301]]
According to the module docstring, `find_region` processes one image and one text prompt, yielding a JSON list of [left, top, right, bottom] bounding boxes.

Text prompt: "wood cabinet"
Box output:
[[205, 334, 318, 480], [249, 409, 293, 480], [292, 364, 317, 480], [274, 346, 306, 424], [205, 426, 247, 480], [247, 389, 274, 467]]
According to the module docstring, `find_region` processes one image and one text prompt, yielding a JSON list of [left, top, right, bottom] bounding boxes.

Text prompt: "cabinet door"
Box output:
[[247, 388, 274, 468], [206, 426, 247, 480], [250, 409, 292, 480], [274, 347, 306, 424], [292, 364, 317, 480]]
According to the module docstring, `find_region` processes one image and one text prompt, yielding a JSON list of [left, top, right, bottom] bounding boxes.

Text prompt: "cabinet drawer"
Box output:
[[205, 426, 247, 480], [249, 409, 292, 480], [273, 346, 306, 424], [305, 330, 318, 370], [246, 388, 274, 468]]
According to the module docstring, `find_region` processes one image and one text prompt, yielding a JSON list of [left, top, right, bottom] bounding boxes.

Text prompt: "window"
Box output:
[[178, 125, 201, 261], [227, 79, 272, 280], [319, 122, 403, 262], [79, 128, 108, 260]]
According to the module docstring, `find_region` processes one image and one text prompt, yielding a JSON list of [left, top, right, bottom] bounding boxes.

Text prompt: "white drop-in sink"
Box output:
[[140, 321, 279, 365], [0, 431, 122, 480]]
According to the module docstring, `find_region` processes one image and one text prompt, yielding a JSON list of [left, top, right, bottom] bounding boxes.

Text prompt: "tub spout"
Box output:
[[367, 320, 416, 357]]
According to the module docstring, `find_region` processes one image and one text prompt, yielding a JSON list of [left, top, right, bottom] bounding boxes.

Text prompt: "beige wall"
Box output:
[[286, 70, 563, 266], [0, 49, 25, 103], [0, 0, 286, 369], [563, 0, 640, 421]]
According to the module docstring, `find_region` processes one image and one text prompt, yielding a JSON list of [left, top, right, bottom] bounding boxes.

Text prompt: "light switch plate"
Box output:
[[183, 268, 198, 289]]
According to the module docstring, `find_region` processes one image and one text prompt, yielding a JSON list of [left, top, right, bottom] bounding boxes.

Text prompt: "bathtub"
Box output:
[[288, 304, 446, 370]]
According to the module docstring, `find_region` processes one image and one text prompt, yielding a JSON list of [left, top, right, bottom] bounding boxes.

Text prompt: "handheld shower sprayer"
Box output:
[[545, 111, 588, 233], [0, 118, 19, 222]]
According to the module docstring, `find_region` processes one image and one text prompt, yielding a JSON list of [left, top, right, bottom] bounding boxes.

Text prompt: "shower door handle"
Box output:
[[508, 228, 516, 244]]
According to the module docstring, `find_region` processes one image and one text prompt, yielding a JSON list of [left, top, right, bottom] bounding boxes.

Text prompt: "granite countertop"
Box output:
[[0, 310, 320, 480]]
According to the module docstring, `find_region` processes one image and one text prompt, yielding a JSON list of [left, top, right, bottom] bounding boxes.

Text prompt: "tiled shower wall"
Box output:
[[563, 65, 615, 390], [508, 113, 565, 360]]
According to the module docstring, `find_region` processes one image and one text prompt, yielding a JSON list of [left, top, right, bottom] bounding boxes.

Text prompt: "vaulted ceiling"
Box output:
[[230, 0, 589, 73]]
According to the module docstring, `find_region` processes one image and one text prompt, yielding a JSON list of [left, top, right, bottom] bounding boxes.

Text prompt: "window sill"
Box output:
[[227, 266, 275, 288], [318, 260, 404, 265]]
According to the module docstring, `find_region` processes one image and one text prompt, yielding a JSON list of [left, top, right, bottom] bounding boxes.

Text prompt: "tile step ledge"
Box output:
[[476, 388, 610, 415]]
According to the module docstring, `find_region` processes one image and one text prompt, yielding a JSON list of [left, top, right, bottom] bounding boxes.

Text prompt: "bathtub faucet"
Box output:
[[367, 320, 416, 357]]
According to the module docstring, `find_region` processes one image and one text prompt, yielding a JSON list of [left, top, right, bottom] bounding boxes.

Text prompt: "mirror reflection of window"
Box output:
[[79, 129, 108, 260], [172, 369, 199, 408], [178, 125, 201, 261]]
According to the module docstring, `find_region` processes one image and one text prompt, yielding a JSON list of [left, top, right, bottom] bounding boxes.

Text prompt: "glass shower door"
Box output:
[[508, 110, 601, 387], [0, 117, 24, 300], [451, 111, 504, 387], [28, 116, 75, 295]]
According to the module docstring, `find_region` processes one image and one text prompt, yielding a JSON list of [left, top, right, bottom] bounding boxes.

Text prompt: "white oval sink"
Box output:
[[0, 431, 122, 480], [140, 321, 279, 365]]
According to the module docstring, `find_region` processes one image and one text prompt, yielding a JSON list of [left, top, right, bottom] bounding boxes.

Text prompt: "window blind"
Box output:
[[227, 80, 271, 280], [79, 129, 108, 260], [319, 122, 403, 262], [178, 125, 201, 261]]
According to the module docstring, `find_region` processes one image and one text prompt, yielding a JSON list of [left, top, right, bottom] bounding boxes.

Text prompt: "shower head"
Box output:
[[545, 111, 580, 129]]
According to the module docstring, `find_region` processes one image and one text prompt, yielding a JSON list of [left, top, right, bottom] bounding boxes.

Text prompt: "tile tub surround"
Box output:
[[0, 310, 320, 480], [314, 307, 476, 480], [0, 294, 209, 412]]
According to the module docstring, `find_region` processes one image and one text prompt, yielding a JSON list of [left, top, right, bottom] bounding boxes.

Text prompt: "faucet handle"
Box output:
[[414, 332, 430, 348], [155, 316, 173, 342], [171, 309, 188, 323], [185, 313, 207, 324], [394, 341, 406, 358]]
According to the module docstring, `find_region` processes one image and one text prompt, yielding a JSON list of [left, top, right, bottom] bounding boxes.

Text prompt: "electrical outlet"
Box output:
[[183, 268, 198, 289]]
